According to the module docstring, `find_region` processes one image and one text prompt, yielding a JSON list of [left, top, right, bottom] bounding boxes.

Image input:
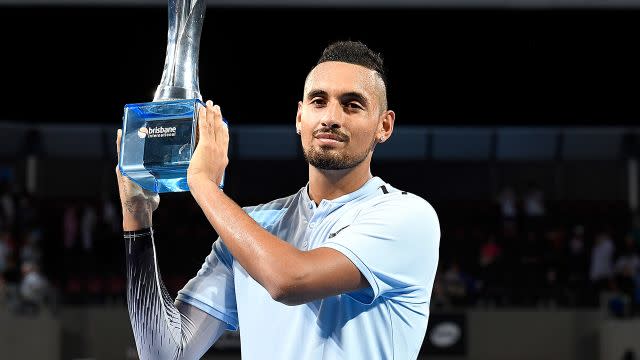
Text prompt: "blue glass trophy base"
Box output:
[[119, 99, 224, 193]]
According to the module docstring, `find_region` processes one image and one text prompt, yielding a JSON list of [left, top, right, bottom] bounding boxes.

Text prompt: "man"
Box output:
[[117, 41, 440, 360]]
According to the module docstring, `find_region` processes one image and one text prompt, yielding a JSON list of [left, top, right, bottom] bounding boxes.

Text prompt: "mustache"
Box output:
[[312, 128, 349, 142]]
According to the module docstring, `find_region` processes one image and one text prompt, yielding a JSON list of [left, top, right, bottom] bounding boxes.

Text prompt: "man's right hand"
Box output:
[[116, 129, 160, 231]]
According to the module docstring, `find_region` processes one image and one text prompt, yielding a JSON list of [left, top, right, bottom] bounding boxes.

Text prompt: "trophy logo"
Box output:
[[137, 127, 148, 139], [118, 0, 221, 193]]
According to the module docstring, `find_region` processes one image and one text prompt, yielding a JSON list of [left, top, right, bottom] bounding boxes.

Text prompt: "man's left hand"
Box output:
[[187, 100, 229, 190]]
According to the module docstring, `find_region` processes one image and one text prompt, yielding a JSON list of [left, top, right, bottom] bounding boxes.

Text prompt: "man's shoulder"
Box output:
[[358, 186, 440, 247], [242, 187, 305, 228], [363, 184, 437, 217]]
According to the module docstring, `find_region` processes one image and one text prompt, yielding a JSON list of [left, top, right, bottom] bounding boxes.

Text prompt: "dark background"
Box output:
[[1, 5, 639, 360], [1, 7, 639, 126]]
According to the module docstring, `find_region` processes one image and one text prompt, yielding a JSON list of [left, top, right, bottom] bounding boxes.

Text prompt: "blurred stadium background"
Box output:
[[1, 1, 640, 359]]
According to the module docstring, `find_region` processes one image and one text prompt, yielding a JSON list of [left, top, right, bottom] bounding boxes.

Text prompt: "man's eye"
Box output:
[[311, 98, 326, 106], [346, 103, 363, 110]]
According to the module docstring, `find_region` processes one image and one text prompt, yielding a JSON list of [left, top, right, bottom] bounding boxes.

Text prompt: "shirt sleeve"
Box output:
[[176, 238, 239, 331], [320, 195, 440, 305]]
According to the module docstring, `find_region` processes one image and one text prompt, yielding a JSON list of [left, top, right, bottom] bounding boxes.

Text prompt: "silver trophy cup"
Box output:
[[154, 0, 206, 101]]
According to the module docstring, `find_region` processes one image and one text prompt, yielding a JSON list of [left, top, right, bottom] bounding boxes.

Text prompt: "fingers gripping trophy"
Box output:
[[117, 0, 224, 201]]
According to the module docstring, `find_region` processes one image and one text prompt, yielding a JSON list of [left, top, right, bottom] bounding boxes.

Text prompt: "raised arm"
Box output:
[[116, 130, 226, 360], [124, 228, 226, 360]]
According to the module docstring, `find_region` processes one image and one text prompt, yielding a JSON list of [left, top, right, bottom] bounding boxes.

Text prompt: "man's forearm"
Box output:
[[189, 176, 308, 301], [124, 228, 225, 360], [120, 192, 154, 231], [122, 210, 152, 231]]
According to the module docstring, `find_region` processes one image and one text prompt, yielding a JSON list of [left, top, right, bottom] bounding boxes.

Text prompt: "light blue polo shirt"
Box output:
[[176, 176, 440, 359]]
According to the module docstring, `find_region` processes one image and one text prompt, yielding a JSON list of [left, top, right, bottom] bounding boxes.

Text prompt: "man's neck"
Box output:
[[307, 162, 373, 205]]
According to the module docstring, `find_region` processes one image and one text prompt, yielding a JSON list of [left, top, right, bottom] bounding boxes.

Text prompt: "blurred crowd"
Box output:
[[433, 184, 640, 317], [0, 175, 127, 312], [0, 180, 55, 314], [1, 176, 639, 318]]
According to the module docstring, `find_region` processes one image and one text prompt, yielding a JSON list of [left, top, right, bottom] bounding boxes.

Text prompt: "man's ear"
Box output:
[[296, 101, 303, 135], [378, 110, 395, 143]]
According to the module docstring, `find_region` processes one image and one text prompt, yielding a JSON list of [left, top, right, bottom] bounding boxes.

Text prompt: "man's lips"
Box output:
[[313, 131, 348, 142], [315, 133, 342, 141]]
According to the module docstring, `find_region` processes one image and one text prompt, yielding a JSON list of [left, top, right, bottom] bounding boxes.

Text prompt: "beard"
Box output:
[[303, 136, 377, 171]]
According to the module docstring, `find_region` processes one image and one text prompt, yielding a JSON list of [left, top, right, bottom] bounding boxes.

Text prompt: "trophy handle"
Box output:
[[154, 0, 206, 101]]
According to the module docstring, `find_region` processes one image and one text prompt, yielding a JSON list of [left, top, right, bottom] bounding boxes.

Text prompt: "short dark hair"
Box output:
[[317, 41, 387, 89]]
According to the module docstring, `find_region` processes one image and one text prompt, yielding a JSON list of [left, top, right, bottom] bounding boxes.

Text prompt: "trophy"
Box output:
[[119, 0, 221, 193]]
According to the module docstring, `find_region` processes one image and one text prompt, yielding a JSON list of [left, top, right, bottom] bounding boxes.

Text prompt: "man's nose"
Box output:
[[321, 101, 343, 129]]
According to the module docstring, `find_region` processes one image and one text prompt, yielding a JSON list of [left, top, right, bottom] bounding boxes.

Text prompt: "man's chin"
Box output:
[[305, 152, 365, 171], [316, 145, 339, 154], [305, 154, 345, 170]]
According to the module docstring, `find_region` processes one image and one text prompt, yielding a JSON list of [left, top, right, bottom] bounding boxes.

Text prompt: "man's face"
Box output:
[[297, 61, 390, 171]]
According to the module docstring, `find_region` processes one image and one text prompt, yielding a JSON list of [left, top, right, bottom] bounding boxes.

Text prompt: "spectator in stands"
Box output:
[[543, 228, 566, 305], [81, 202, 96, 253], [523, 182, 546, 232], [568, 226, 587, 273], [442, 260, 470, 306], [429, 276, 447, 308], [19, 261, 50, 313], [101, 195, 119, 233], [590, 231, 616, 295], [81, 202, 97, 274], [567, 225, 589, 304], [63, 204, 78, 250], [62, 203, 79, 292], [478, 234, 503, 304], [497, 186, 518, 220], [19, 229, 42, 265], [523, 182, 545, 217], [0, 180, 15, 229], [614, 234, 640, 298], [480, 234, 502, 267]]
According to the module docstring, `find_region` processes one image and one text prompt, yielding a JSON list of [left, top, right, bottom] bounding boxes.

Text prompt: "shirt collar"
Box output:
[[303, 176, 386, 207]]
